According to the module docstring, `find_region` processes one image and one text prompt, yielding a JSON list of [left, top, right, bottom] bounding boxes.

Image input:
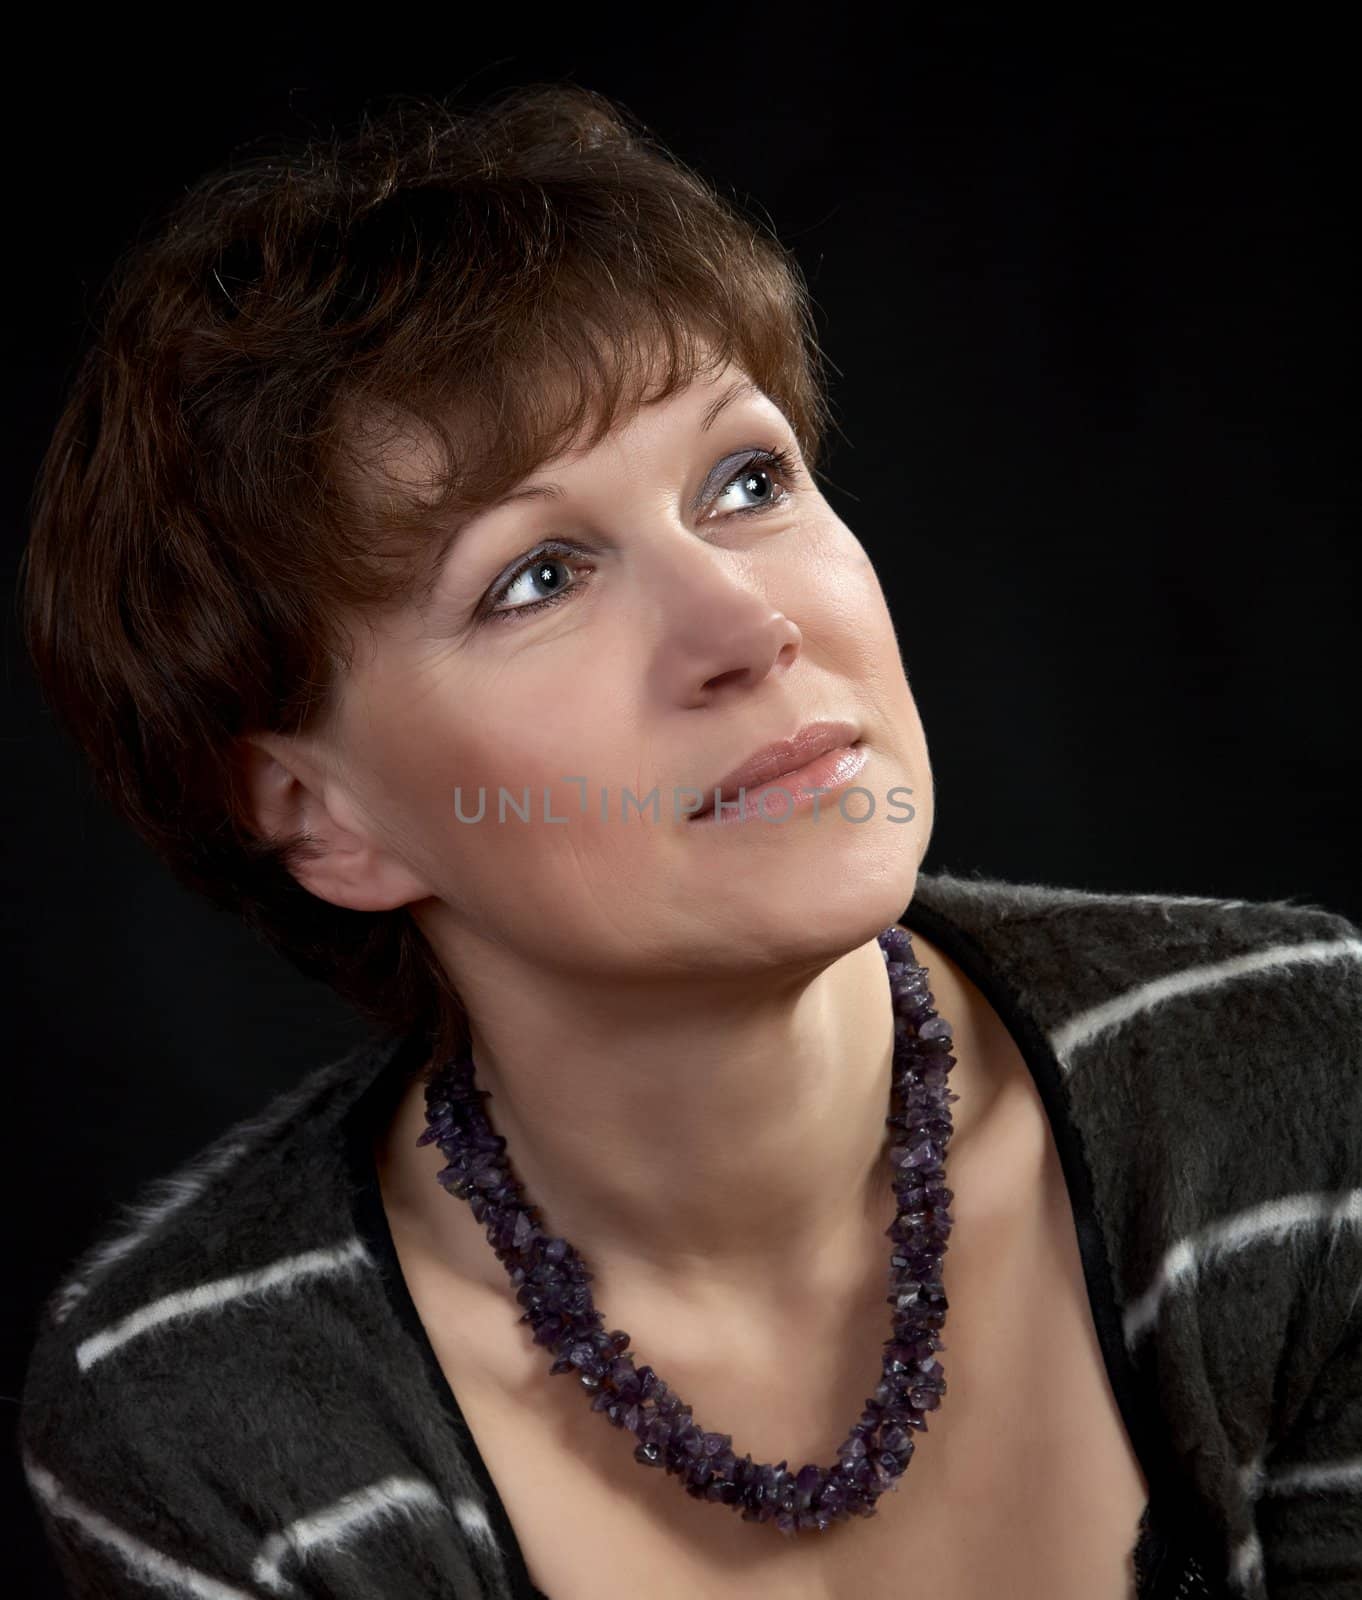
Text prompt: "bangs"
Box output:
[[327, 247, 820, 623]]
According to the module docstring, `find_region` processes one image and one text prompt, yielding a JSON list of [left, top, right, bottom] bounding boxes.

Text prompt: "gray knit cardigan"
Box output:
[[17, 870, 1362, 1597]]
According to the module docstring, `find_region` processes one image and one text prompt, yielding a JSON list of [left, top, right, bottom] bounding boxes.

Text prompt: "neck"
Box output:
[[377, 920, 1000, 1324]]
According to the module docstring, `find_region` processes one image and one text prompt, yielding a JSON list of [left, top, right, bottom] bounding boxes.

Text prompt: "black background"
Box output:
[[5, 18, 1356, 1594]]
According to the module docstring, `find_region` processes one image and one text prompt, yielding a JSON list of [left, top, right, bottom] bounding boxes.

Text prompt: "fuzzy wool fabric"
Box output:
[[16, 869, 1362, 1598]]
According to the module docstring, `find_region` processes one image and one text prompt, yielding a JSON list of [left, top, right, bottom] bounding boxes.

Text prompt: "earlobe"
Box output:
[[300, 846, 432, 915]]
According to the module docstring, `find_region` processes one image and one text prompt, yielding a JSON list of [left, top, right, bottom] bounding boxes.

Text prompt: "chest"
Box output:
[[384, 1087, 1151, 1600]]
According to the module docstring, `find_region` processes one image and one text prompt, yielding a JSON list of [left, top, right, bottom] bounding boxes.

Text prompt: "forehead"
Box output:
[[350, 354, 768, 510]]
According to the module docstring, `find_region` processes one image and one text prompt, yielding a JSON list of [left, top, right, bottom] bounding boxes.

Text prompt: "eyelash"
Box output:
[[478, 444, 803, 625]]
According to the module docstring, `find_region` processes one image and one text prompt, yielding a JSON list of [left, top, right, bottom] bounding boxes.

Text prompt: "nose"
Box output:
[[643, 537, 803, 706]]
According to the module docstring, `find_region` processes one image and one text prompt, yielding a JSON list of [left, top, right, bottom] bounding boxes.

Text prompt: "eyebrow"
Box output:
[[417, 376, 766, 608]]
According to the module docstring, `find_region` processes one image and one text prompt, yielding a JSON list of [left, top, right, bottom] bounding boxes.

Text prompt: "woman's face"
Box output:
[[310, 358, 934, 978]]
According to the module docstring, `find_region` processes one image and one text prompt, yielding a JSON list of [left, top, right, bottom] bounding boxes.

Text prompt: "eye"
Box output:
[[483, 545, 589, 623], [479, 444, 803, 626], [710, 446, 800, 518]]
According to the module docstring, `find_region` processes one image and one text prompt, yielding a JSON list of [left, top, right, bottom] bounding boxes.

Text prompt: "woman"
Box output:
[[17, 82, 1362, 1599]]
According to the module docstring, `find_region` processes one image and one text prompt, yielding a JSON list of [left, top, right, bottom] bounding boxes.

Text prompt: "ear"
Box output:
[[235, 733, 432, 914]]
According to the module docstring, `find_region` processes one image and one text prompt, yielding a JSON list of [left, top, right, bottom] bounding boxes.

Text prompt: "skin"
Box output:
[[237, 353, 1010, 1347]]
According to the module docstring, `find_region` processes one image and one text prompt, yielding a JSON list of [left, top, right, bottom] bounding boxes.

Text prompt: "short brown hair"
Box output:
[[19, 81, 836, 1065]]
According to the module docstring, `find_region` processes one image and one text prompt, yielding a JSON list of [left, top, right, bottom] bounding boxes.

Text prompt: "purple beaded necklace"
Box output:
[[417, 923, 958, 1536]]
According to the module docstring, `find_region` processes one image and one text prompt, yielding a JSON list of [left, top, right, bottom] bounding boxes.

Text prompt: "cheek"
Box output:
[[801, 536, 902, 671], [360, 671, 643, 871], [807, 530, 926, 752]]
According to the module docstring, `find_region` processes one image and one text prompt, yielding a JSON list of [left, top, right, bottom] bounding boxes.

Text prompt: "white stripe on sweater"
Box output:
[[1256, 1453, 1362, 1496], [1227, 1526, 1264, 1592], [1049, 937, 1362, 1067], [250, 1475, 458, 1595], [923, 878, 1261, 913], [1122, 1189, 1362, 1346], [49, 1137, 254, 1327], [75, 1237, 375, 1371], [48, 1048, 369, 1328], [21, 1451, 259, 1599], [1228, 1450, 1362, 1589], [1224, 1460, 1267, 1593], [450, 1494, 499, 1550]]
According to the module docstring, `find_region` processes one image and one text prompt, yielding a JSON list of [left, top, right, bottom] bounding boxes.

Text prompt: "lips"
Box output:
[[691, 719, 861, 818]]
